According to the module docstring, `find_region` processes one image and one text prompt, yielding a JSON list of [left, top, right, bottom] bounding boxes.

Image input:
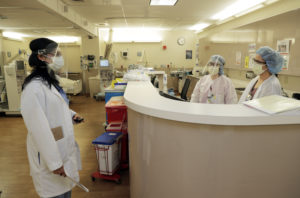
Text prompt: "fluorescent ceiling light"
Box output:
[[47, 36, 80, 43], [113, 27, 168, 31], [3, 31, 28, 40], [189, 23, 210, 31], [212, 0, 266, 20], [150, 0, 178, 6], [112, 28, 163, 42], [234, 4, 264, 17], [265, 0, 279, 5]]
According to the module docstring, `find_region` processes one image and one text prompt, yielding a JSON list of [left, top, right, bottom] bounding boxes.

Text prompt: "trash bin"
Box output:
[[92, 132, 122, 175]]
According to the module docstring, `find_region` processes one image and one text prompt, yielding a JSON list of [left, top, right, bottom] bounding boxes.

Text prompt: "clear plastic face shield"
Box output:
[[37, 43, 64, 71], [202, 56, 220, 76]]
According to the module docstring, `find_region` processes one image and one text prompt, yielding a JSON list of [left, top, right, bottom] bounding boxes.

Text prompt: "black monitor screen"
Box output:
[[159, 91, 185, 102]]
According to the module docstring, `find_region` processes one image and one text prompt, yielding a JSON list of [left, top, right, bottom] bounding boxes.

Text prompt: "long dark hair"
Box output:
[[22, 38, 59, 90]]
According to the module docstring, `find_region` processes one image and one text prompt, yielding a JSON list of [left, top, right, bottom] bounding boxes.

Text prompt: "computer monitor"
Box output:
[[100, 59, 109, 67], [159, 91, 186, 102]]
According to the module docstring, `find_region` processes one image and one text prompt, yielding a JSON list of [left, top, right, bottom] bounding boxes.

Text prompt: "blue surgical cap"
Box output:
[[209, 55, 225, 75], [256, 46, 284, 74]]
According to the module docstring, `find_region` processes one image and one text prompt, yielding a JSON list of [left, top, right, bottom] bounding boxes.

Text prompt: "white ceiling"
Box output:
[[0, 0, 85, 36], [64, 0, 234, 29], [0, 0, 281, 37]]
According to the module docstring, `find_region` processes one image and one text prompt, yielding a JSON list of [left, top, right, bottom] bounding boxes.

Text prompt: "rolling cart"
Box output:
[[105, 96, 129, 169], [91, 132, 123, 184], [106, 121, 129, 169]]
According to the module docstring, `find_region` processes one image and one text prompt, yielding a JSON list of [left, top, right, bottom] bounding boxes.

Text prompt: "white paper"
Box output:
[[235, 51, 242, 65], [248, 43, 256, 53], [243, 95, 300, 114], [277, 40, 290, 53], [248, 53, 256, 69], [281, 53, 289, 70]]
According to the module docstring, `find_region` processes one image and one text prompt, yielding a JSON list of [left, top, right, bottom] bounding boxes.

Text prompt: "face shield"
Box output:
[[37, 42, 58, 57], [202, 56, 220, 76], [37, 43, 64, 71]]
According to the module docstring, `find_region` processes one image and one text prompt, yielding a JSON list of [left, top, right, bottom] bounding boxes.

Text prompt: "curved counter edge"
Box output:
[[124, 81, 300, 126]]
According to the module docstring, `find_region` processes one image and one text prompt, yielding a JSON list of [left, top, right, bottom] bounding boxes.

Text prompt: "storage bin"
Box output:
[[104, 90, 124, 103], [105, 96, 127, 123]]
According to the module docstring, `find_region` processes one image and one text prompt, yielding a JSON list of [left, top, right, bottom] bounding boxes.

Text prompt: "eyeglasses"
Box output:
[[253, 58, 266, 65], [207, 62, 221, 67], [37, 47, 62, 57]]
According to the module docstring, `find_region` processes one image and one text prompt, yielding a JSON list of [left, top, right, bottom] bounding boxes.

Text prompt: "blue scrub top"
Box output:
[[54, 84, 69, 105]]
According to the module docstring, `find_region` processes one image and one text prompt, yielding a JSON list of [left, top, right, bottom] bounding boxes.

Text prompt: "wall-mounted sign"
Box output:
[[244, 56, 249, 68], [248, 43, 256, 53], [186, 50, 192, 59], [277, 40, 290, 53], [248, 53, 256, 69], [277, 39, 291, 70], [235, 51, 242, 66], [281, 54, 289, 70]]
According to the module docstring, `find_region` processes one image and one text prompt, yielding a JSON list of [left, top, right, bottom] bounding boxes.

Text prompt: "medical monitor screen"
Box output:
[[16, 61, 25, 70], [100, 60, 109, 67]]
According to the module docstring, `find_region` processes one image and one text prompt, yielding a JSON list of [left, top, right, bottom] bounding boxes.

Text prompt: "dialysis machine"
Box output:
[[94, 59, 114, 100], [99, 59, 113, 91], [1, 60, 27, 115]]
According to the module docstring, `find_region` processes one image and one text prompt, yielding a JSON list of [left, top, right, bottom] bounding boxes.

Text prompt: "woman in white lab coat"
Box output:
[[21, 38, 83, 198], [191, 55, 237, 104], [239, 46, 284, 103]]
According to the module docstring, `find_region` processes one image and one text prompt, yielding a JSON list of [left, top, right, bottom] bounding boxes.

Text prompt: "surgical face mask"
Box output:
[[203, 55, 221, 76], [48, 56, 64, 71], [208, 66, 219, 76], [252, 61, 266, 75]]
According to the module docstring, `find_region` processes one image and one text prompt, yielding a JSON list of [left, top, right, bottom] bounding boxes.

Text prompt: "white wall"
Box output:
[[110, 30, 197, 69], [198, 9, 300, 92], [81, 35, 100, 58], [2, 38, 29, 65], [60, 44, 81, 73]]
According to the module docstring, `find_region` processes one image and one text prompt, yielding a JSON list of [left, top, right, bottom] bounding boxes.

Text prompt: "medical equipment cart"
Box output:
[[91, 132, 123, 184], [105, 96, 127, 123], [104, 86, 125, 103], [106, 121, 129, 169], [105, 96, 129, 168]]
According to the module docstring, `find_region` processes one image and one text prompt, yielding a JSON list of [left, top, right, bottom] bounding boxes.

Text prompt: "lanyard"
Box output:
[[207, 86, 215, 103]]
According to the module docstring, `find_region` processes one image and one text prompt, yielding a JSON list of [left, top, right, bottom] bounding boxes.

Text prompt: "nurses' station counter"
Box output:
[[124, 81, 300, 198]]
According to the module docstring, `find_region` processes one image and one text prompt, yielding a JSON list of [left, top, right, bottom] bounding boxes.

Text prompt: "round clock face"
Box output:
[[177, 37, 185, 45]]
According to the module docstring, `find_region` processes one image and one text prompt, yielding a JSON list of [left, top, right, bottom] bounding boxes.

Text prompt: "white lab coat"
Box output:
[[21, 78, 81, 198], [239, 75, 282, 103], [191, 75, 237, 104]]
